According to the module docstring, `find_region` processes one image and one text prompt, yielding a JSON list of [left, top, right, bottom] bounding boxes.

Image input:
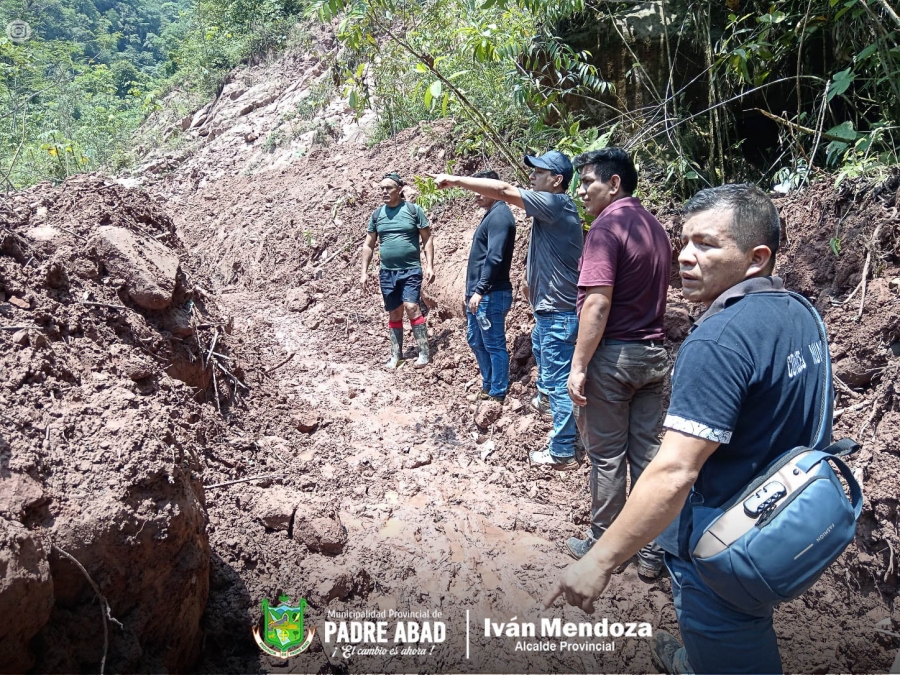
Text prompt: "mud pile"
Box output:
[[0, 175, 230, 672], [775, 178, 900, 640], [140, 97, 900, 673]]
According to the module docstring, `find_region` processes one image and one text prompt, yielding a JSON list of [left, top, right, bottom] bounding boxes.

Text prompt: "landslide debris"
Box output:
[[155, 105, 899, 673], [0, 175, 230, 672]]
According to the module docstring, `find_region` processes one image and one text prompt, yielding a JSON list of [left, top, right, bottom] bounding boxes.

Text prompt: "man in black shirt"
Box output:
[[465, 170, 517, 402]]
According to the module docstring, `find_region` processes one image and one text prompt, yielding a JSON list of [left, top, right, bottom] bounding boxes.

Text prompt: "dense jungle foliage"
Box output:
[[0, 0, 898, 195], [0, 0, 303, 187]]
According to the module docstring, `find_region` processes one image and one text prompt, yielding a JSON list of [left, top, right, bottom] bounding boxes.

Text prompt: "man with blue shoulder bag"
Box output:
[[544, 183, 862, 674]]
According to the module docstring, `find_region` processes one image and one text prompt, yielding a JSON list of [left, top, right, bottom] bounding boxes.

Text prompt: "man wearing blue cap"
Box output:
[[431, 151, 584, 469]]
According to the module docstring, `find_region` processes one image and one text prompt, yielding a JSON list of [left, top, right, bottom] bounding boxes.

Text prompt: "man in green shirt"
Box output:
[[360, 172, 435, 368]]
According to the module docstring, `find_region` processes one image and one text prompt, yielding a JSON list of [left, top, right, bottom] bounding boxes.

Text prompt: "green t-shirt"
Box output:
[[367, 201, 429, 270]]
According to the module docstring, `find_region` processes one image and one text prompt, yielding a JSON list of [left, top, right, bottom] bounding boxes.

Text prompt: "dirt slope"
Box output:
[[140, 93, 899, 673], [0, 176, 230, 672], [2, 33, 898, 672]]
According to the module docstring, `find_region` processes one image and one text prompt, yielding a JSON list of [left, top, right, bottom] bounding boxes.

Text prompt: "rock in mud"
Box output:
[[255, 487, 300, 531], [8, 295, 30, 310], [292, 410, 320, 433], [293, 507, 347, 555], [286, 287, 312, 312], [474, 400, 503, 429], [0, 471, 47, 519], [312, 566, 372, 605], [665, 305, 693, 342], [91, 226, 180, 310]]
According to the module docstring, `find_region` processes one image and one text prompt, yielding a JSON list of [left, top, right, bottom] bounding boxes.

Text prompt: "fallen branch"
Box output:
[[833, 400, 870, 420], [875, 0, 900, 28], [0, 325, 32, 331], [204, 473, 282, 489], [858, 397, 882, 438], [211, 368, 222, 414], [58, 225, 87, 241], [836, 278, 865, 306], [834, 376, 862, 399], [263, 352, 294, 375], [751, 108, 850, 143], [80, 301, 128, 310], [205, 328, 219, 368], [316, 244, 349, 267], [213, 358, 250, 391], [887, 539, 896, 582], [857, 222, 884, 321], [52, 545, 122, 675]]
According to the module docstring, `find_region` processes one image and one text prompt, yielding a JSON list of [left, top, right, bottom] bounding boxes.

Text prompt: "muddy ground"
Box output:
[[2, 42, 900, 674], [161, 113, 899, 672], [0, 176, 234, 672]]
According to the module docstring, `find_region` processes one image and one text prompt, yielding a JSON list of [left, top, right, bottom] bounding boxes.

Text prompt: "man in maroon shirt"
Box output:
[[565, 148, 672, 579]]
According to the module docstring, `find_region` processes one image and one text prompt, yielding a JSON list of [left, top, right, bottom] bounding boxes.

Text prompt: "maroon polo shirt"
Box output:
[[576, 196, 671, 340]]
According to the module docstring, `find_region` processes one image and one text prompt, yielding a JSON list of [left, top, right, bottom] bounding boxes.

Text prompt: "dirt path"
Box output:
[[196, 271, 897, 673], [149, 109, 898, 673], [198, 283, 676, 673], [3, 41, 898, 669]]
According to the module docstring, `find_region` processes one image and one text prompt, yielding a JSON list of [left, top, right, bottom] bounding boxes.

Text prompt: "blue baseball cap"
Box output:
[[524, 150, 574, 187]]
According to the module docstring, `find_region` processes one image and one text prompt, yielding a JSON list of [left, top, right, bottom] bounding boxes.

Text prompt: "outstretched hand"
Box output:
[[429, 173, 454, 189], [543, 554, 613, 614]]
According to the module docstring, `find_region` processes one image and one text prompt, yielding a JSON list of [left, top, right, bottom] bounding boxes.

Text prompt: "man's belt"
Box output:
[[600, 338, 664, 347]]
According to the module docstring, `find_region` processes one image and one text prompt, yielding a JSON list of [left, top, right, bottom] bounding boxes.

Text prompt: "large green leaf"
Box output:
[[826, 120, 859, 142], [424, 80, 442, 110], [855, 43, 878, 63], [827, 68, 855, 102]]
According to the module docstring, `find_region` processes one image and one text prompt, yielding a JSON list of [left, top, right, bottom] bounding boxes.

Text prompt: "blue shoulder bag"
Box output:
[[689, 292, 862, 613]]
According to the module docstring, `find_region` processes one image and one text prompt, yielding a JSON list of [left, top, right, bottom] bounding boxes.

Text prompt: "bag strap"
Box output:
[[378, 202, 419, 224], [821, 437, 861, 458], [786, 291, 834, 449], [795, 450, 863, 519]]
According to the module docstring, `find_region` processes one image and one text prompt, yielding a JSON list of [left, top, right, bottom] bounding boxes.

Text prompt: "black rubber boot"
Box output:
[[386, 327, 403, 368], [411, 323, 430, 367]]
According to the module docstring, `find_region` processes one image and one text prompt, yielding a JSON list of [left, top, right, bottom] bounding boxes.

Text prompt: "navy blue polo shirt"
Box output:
[[659, 278, 830, 558]]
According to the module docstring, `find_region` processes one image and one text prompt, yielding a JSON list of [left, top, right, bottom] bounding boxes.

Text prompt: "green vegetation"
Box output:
[[0, 0, 311, 188], [312, 0, 900, 195], [311, 0, 608, 182], [1, 0, 897, 194], [0, 0, 188, 185]]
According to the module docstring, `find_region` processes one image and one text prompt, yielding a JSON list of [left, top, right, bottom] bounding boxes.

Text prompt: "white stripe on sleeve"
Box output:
[[663, 414, 733, 444]]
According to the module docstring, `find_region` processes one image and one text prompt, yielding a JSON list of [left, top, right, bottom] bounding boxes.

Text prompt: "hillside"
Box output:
[[1, 20, 900, 675]]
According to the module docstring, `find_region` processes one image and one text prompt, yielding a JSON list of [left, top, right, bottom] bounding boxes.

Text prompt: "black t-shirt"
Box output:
[[465, 201, 516, 299], [658, 281, 830, 557]]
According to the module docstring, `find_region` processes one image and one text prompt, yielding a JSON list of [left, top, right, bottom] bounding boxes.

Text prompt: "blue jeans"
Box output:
[[466, 290, 513, 397], [666, 554, 782, 674], [531, 311, 578, 458]]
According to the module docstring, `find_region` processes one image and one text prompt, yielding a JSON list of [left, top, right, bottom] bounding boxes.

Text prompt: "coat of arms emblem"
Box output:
[[252, 595, 316, 658]]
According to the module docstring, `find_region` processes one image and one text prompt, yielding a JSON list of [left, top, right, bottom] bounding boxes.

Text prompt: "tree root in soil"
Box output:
[[52, 545, 123, 675]]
